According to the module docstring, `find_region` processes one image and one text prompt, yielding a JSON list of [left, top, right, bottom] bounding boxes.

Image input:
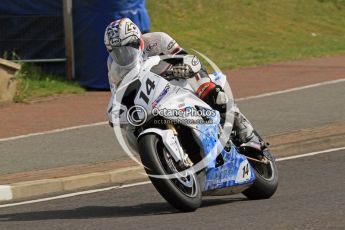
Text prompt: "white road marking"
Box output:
[[0, 185, 121, 208], [119, 181, 152, 188], [0, 78, 344, 143], [276, 146, 345, 161], [0, 181, 152, 208], [0, 146, 343, 209], [0, 122, 108, 142], [236, 78, 345, 101]]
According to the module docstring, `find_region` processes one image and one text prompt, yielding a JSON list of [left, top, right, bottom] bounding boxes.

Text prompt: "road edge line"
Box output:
[[236, 78, 345, 101], [0, 122, 108, 142], [276, 146, 345, 161]]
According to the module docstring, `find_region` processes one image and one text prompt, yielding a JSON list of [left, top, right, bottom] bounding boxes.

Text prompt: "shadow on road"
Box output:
[[0, 197, 246, 222]]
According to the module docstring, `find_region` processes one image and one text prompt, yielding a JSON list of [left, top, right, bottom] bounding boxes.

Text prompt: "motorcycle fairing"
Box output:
[[114, 55, 256, 193], [191, 114, 255, 192], [156, 93, 256, 192], [138, 128, 187, 163], [209, 71, 227, 88], [203, 146, 256, 192]]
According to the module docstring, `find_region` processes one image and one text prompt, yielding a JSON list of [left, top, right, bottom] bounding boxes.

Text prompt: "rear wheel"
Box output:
[[138, 134, 202, 212], [242, 149, 278, 199]]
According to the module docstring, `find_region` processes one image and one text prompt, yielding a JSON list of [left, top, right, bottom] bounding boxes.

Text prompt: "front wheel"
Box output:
[[242, 150, 278, 199], [138, 134, 202, 212]]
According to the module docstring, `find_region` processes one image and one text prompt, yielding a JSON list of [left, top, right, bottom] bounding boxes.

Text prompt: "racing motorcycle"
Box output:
[[112, 55, 278, 212]]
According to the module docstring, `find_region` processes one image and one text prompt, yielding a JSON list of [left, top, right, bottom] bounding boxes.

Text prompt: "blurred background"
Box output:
[[1, 0, 345, 101]]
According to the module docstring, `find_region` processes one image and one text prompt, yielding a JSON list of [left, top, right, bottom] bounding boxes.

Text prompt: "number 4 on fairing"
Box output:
[[243, 163, 249, 178], [139, 78, 156, 104], [146, 78, 156, 94]]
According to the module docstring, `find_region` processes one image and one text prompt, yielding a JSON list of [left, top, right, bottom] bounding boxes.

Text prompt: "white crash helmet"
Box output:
[[104, 18, 144, 67]]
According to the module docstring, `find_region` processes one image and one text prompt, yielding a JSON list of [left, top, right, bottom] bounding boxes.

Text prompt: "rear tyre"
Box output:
[[242, 150, 278, 199], [138, 134, 202, 212]]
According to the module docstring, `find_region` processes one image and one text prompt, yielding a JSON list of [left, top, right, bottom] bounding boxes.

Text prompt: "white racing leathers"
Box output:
[[107, 32, 212, 122], [106, 32, 257, 147]]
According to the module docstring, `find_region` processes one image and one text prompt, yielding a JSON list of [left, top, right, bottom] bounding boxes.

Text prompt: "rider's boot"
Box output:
[[231, 110, 262, 151]]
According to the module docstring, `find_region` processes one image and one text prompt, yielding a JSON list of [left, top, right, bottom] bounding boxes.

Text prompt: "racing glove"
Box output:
[[172, 55, 202, 79]]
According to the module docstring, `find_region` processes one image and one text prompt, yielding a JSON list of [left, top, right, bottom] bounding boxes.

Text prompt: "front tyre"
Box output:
[[138, 134, 202, 212], [242, 150, 278, 199]]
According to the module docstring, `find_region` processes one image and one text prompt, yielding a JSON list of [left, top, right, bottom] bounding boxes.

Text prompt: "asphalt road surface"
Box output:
[[0, 150, 343, 230], [1, 81, 345, 174]]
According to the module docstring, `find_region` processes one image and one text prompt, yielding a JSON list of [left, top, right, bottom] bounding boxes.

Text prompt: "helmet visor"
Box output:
[[110, 46, 140, 67]]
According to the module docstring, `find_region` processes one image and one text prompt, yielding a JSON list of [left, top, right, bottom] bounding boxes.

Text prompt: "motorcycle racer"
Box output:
[[104, 18, 258, 147]]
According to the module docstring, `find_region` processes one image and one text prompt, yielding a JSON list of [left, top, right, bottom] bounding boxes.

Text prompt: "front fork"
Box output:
[[166, 123, 194, 167]]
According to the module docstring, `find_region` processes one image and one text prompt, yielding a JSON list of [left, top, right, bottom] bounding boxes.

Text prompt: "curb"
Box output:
[[0, 166, 146, 202], [1, 123, 344, 203], [267, 122, 345, 157]]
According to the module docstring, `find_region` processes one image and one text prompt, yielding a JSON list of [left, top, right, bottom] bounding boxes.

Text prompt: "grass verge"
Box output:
[[147, 0, 345, 69], [14, 64, 84, 103], [10, 0, 345, 101]]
